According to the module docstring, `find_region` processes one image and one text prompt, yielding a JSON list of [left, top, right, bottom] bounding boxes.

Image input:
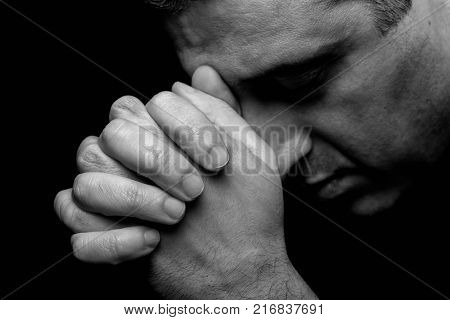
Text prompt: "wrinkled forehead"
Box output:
[[165, 0, 375, 82]]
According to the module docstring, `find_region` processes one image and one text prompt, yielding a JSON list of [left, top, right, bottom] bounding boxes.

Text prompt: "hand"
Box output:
[[56, 66, 316, 298], [54, 76, 231, 264], [144, 68, 315, 298], [69, 65, 314, 298]]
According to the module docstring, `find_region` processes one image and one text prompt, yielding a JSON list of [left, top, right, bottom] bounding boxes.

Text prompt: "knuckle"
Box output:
[[76, 141, 104, 172], [121, 183, 145, 212], [71, 234, 85, 261], [105, 232, 123, 264], [145, 125, 163, 138], [61, 204, 77, 228], [54, 190, 70, 220], [173, 125, 197, 147], [72, 173, 94, 202], [149, 91, 174, 109], [61, 204, 86, 232], [101, 118, 129, 147], [77, 139, 133, 177], [139, 138, 165, 175], [78, 136, 98, 152], [110, 95, 141, 119]]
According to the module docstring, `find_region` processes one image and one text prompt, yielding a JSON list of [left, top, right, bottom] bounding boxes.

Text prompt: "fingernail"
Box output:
[[163, 197, 186, 220], [182, 174, 204, 200], [209, 145, 229, 170], [144, 230, 160, 247]]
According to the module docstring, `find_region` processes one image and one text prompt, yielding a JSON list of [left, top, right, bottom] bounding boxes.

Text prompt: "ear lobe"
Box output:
[[191, 65, 242, 114]]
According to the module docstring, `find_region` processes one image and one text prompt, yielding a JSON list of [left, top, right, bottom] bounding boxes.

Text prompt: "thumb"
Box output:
[[172, 81, 278, 174], [191, 65, 241, 114]]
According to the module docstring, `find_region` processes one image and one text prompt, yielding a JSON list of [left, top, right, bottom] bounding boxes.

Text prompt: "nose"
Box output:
[[276, 125, 313, 176], [300, 127, 313, 157]]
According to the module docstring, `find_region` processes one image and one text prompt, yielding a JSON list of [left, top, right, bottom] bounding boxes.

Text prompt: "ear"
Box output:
[[191, 65, 241, 114]]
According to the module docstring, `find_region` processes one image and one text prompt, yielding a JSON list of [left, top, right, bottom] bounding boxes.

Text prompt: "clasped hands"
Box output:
[[54, 66, 316, 299]]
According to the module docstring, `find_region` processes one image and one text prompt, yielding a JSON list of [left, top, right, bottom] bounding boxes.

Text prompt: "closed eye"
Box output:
[[271, 51, 343, 100], [274, 65, 329, 90], [236, 41, 347, 103]]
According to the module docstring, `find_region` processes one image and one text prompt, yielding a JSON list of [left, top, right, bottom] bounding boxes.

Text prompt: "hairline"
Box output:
[[146, 0, 412, 34]]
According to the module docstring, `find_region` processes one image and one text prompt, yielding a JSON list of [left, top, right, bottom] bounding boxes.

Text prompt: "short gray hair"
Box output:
[[146, 0, 412, 34], [371, 0, 412, 34]]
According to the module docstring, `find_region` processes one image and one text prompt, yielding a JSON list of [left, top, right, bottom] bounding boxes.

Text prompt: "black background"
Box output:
[[1, 0, 449, 299]]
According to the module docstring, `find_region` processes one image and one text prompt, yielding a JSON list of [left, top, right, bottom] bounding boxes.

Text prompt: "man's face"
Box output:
[[165, 0, 450, 215]]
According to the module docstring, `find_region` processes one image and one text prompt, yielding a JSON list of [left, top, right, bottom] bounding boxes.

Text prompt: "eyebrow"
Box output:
[[272, 49, 343, 85], [237, 40, 348, 88]]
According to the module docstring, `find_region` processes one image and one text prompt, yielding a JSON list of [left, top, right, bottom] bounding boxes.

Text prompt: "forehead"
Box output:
[[166, 0, 375, 83]]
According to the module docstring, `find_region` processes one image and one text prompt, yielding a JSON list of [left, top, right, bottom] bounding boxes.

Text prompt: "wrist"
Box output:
[[217, 250, 317, 299]]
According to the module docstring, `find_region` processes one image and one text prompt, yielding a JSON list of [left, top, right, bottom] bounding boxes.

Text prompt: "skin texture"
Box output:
[[54, 0, 450, 297], [167, 0, 450, 214], [56, 67, 317, 298]]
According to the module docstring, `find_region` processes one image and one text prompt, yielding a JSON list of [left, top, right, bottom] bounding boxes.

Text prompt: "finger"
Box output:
[[191, 65, 241, 113], [109, 95, 158, 128], [55, 189, 129, 233], [99, 118, 204, 201], [77, 136, 144, 182], [172, 76, 278, 172], [73, 172, 186, 224], [192, 67, 310, 175], [146, 90, 230, 171], [71, 226, 160, 265]]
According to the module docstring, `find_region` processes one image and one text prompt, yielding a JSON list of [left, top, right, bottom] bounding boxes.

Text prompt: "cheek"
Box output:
[[312, 32, 450, 174], [313, 92, 407, 171], [307, 52, 436, 173]]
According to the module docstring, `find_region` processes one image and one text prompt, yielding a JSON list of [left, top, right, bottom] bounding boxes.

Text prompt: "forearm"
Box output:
[[209, 252, 318, 300], [233, 258, 317, 299], [151, 249, 317, 299]]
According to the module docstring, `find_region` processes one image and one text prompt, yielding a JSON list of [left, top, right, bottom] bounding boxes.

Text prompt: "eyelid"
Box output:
[[274, 67, 326, 90], [272, 51, 343, 91], [273, 65, 330, 93]]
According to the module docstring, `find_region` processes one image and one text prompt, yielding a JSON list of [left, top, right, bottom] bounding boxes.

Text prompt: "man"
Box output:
[[54, 0, 450, 298]]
